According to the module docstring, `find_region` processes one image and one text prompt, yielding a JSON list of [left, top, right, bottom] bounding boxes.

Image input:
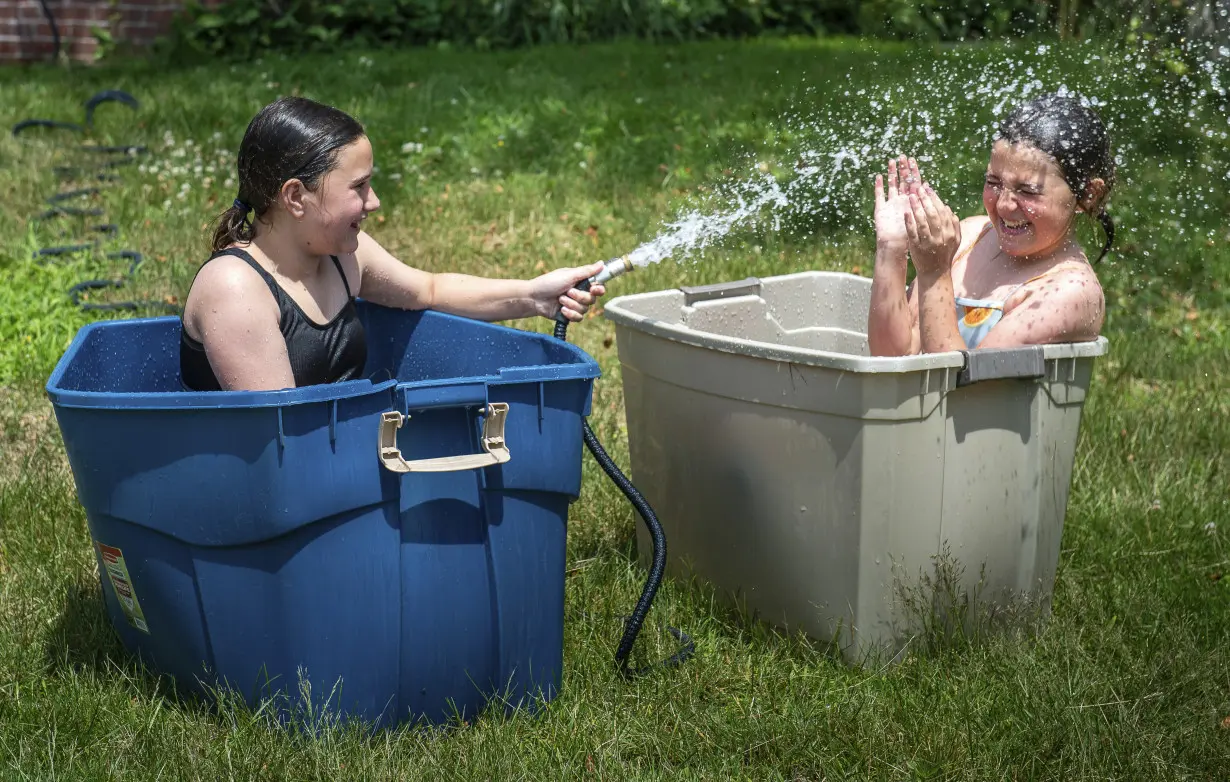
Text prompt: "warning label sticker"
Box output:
[[96, 542, 149, 634]]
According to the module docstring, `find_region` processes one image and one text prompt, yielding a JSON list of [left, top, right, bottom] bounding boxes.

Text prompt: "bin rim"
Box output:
[[46, 311, 601, 411], [602, 273, 1108, 374]]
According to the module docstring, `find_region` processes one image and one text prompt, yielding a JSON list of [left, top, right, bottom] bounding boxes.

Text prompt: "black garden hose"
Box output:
[[12, 90, 177, 314], [37, 0, 60, 61], [554, 286, 695, 678]]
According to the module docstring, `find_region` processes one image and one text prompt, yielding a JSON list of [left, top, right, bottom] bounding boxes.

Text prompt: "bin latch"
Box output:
[[680, 277, 763, 306], [957, 346, 1046, 387], [379, 403, 511, 473]]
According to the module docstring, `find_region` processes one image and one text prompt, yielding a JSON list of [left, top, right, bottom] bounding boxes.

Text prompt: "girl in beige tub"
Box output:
[[867, 92, 1115, 356]]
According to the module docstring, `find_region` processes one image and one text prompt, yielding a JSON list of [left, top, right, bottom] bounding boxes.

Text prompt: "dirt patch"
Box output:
[[0, 386, 71, 485]]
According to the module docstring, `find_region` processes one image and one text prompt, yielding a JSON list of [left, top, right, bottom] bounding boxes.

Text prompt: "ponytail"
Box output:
[[211, 197, 256, 252], [1094, 208, 1114, 264]]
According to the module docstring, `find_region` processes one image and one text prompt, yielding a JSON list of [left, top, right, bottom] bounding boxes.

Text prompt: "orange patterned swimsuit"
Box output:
[[952, 223, 1049, 349]]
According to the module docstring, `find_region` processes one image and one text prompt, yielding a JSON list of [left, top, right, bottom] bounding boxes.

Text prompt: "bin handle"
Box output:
[[957, 346, 1046, 387], [378, 403, 511, 473], [680, 277, 762, 306]]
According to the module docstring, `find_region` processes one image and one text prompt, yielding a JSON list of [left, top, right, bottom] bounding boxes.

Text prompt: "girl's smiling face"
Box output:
[[301, 135, 381, 255], [982, 139, 1081, 261]]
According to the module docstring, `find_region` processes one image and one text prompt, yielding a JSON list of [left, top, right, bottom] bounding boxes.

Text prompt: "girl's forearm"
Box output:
[[915, 271, 965, 354], [428, 273, 539, 321], [867, 243, 915, 356]]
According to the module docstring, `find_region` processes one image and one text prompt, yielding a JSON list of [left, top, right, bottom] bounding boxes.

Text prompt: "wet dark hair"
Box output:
[[995, 93, 1116, 263], [212, 96, 366, 252]]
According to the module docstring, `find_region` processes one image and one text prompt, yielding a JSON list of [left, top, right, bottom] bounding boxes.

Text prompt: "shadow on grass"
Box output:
[[593, 535, 850, 670], [41, 572, 214, 714]]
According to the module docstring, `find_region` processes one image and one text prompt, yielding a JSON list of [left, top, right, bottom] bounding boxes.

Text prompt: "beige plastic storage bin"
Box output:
[[602, 271, 1107, 663]]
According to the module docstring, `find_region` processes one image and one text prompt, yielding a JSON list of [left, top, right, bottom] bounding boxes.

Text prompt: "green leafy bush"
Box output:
[[159, 0, 1230, 67], [160, 0, 938, 61]]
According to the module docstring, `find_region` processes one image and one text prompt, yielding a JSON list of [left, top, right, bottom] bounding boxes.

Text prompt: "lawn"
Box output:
[[0, 36, 1228, 780]]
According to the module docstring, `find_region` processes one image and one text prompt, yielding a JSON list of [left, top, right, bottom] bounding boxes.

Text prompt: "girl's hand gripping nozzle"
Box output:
[[554, 255, 635, 324]]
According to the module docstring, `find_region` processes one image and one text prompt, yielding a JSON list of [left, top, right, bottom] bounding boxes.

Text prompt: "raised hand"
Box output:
[[904, 183, 962, 277], [873, 155, 923, 253]]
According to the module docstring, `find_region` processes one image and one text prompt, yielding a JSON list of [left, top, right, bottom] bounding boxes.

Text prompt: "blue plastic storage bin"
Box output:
[[45, 302, 601, 730]]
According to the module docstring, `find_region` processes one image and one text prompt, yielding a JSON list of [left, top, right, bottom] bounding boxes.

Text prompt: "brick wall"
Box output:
[[0, 0, 219, 63]]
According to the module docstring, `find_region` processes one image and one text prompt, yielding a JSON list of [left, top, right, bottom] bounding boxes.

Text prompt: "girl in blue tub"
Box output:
[[181, 97, 605, 392]]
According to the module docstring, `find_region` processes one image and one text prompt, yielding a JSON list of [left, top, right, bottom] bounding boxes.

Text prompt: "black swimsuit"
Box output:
[[180, 248, 368, 391]]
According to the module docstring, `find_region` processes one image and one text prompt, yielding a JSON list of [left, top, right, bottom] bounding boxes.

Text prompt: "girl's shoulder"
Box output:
[[1038, 242, 1102, 281], [1003, 252, 1103, 313], [958, 215, 993, 244], [951, 216, 995, 270]]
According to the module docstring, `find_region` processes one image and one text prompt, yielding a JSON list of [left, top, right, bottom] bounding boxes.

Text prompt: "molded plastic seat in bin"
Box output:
[[602, 271, 1106, 663], [45, 302, 600, 729]]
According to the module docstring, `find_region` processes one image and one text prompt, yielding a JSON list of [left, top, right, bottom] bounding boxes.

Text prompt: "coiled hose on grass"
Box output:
[[12, 90, 177, 314]]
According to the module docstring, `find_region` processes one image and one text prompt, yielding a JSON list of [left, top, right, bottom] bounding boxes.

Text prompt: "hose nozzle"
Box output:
[[555, 255, 636, 325], [589, 255, 635, 286]]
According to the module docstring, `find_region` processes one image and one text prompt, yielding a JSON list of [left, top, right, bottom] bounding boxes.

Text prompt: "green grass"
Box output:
[[1, 37, 1228, 780]]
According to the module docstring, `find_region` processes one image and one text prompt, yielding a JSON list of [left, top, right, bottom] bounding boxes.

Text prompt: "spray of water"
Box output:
[[618, 38, 1230, 280]]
